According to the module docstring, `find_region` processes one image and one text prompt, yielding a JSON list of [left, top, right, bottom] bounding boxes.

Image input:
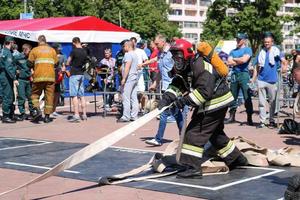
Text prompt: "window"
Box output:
[[184, 21, 199, 28], [284, 24, 294, 31], [285, 0, 294, 3], [169, 9, 183, 15], [184, 0, 197, 5], [185, 33, 198, 40], [285, 7, 294, 12], [185, 10, 197, 16], [199, 11, 205, 16], [200, 0, 212, 6], [169, 0, 182, 4], [284, 35, 293, 40], [171, 21, 183, 28], [280, 6, 284, 12], [285, 44, 294, 50]]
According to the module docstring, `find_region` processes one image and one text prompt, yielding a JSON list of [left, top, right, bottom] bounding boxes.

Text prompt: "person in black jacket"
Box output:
[[158, 39, 248, 179]]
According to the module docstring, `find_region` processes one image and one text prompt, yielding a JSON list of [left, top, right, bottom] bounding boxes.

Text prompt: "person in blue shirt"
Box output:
[[252, 32, 287, 128], [145, 34, 187, 146], [225, 33, 254, 125]]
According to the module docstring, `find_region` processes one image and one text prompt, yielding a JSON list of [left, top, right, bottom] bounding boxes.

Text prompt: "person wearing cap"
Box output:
[[13, 43, 35, 121], [139, 39, 151, 57], [225, 33, 254, 126], [52, 43, 67, 116], [0, 36, 17, 123], [252, 32, 287, 128], [28, 35, 58, 123]]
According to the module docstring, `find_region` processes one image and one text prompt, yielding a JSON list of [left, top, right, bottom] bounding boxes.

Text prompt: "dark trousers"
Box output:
[[179, 107, 242, 169], [229, 72, 253, 115], [17, 79, 33, 114], [0, 72, 14, 115], [31, 82, 55, 115]]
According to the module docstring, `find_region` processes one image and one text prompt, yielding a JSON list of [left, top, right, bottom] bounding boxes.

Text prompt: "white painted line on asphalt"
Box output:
[[4, 162, 80, 174], [145, 166, 285, 191], [145, 179, 215, 190], [0, 138, 52, 151], [0, 137, 51, 143], [213, 168, 285, 190]]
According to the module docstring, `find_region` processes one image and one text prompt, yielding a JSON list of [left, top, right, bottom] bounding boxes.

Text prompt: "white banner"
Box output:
[[0, 30, 140, 43]]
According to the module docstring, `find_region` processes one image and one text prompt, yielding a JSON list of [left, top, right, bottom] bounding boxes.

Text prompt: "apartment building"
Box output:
[[168, 0, 300, 52], [168, 0, 212, 44], [279, 0, 300, 52]]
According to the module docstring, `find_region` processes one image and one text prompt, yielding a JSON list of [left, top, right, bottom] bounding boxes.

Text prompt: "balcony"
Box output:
[[184, 0, 197, 5], [169, 0, 182, 4], [185, 9, 197, 16]]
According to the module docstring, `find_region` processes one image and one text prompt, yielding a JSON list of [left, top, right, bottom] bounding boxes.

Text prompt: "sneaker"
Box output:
[[145, 138, 162, 146], [81, 115, 88, 121], [257, 122, 266, 129], [167, 116, 176, 123], [269, 121, 277, 128], [69, 115, 80, 123], [116, 117, 130, 123], [130, 118, 137, 121], [52, 112, 60, 117]]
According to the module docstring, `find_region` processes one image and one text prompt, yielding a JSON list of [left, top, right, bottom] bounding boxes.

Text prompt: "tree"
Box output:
[[201, 0, 284, 54], [291, 7, 300, 43], [99, 0, 181, 40], [0, 0, 180, 41], [28, 0, 103, 18], [0, 1, 23, 20]]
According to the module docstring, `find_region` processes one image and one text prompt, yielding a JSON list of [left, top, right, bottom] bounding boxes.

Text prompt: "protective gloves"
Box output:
[[158, 92, 177, 110]]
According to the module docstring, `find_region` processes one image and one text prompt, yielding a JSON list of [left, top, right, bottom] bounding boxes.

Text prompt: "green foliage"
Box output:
[[99, 0, 181, 40], [0, 0, 180, 41], [202, 0, 284, 54], [0, 1, 23, 20], [291, 7, 300, 38]]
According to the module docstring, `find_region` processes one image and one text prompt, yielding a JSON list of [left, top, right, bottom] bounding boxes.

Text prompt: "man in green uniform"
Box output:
[[13, 43, 34, 121], [0, 36, 17, 123]]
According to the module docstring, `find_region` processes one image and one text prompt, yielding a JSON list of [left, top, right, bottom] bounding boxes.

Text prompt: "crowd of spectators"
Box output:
[[0, 32, 300, 137]]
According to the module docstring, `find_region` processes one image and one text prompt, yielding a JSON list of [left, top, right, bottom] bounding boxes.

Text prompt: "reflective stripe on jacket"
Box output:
[[28, 44, 58, 83]]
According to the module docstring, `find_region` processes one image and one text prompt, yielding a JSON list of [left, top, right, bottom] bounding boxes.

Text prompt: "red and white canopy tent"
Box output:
[[0, 16, 140, 43]]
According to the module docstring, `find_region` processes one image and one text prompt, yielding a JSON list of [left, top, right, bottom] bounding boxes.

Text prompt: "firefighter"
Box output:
[[0, 36, 17, 123], [28, 35, 58, 123], [158, 39, 248, 179]]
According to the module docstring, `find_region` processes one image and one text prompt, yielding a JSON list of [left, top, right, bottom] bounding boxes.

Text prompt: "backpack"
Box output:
[[278, 119, 300, 135]]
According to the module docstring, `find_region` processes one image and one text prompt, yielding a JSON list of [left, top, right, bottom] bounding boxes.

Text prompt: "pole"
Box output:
[[119, 11, 122, 27], [24, 0, 27, 13]]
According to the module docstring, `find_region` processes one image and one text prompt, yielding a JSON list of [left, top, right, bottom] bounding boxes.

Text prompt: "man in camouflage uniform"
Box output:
[[0, 36, 17, 123], [29, 35, 58, 123]]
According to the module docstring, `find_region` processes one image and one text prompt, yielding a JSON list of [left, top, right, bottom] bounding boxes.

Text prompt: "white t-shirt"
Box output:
[[134, 48, 148, 92]]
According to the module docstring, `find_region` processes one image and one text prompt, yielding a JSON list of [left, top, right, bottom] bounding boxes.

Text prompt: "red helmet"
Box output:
[[170, 39, 194, 60], [169, 39, 194, 77]]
